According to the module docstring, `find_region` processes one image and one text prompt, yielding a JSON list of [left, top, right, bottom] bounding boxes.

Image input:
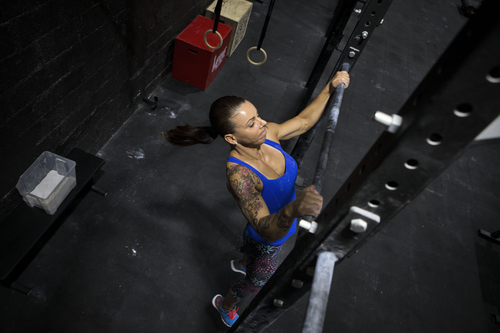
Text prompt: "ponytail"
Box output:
[[161, 125, 217, 146], [161, 96, 245, 147]]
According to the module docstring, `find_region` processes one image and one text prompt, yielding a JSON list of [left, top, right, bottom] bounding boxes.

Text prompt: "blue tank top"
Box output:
[[227, 139, 299, 246]]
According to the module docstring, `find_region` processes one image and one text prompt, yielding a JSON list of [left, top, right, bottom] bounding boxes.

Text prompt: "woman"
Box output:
[[162, 71, 349, 327]]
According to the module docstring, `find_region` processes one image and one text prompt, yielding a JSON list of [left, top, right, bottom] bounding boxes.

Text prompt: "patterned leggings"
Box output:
[[231, 226, 282, 301]]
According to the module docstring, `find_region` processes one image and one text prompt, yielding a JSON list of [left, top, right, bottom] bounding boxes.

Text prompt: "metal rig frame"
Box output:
[[229, 0, 500, 331]]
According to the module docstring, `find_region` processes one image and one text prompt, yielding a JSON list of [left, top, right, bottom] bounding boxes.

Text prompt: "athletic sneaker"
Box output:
[[212, 294, 239, 327], [231, 259, 247, 275]]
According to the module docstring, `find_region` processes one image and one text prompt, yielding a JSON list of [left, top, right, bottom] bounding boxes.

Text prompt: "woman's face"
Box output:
[[230, 101, 267, 147]]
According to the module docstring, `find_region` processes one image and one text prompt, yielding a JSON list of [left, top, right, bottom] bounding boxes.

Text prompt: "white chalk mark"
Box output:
[[374, 82, 386, 91], [126, 148, 145, 159]]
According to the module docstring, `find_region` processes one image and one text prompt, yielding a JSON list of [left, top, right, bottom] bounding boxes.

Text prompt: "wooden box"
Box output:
[[205, 0, 253, 57]]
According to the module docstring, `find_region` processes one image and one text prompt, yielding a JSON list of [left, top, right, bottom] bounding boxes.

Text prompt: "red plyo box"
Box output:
[[172, 15, 232, 90]]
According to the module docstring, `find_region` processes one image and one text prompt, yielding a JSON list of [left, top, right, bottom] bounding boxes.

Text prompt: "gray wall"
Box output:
[[0, 0, 213, 219]]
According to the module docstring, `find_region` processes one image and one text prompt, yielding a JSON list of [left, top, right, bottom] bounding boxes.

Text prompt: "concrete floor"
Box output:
[[1, 0, 500, 332]]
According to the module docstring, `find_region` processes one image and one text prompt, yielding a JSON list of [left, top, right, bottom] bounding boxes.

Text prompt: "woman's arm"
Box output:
[[227, 164, 323, 243], [270, 71, 350, 141]]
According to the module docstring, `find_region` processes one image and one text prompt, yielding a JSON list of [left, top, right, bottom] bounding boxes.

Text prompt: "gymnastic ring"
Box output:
[[203, 30, 223, 50], [246, 46, 267, 66]]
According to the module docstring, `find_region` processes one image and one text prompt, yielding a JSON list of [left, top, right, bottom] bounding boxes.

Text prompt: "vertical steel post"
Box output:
[[297, 0, 358, 111], [302, 252, 338, 333], [291, 0, 393, 168]]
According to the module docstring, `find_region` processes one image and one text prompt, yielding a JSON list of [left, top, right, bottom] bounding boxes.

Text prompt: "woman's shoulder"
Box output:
[[226, 160, 255, 178], [265, 122, 281, 143], [225, 161, 264, 191], [226, 153, 245, 171]]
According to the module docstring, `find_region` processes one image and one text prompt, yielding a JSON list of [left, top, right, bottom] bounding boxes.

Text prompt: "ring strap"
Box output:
[[257, 0, 277, 50], [212, 0, 224, 33]]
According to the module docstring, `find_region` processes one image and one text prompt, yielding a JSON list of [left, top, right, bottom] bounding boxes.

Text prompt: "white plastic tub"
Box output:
[[16, 152, 77, 215]]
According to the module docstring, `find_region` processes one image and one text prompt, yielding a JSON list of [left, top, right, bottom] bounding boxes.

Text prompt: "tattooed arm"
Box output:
[[226, 163, 295, 242], [226, 163, 323, 243]]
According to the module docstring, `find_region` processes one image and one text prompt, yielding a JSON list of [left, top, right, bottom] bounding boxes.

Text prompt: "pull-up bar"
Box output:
[[299, 62, 350, 232], [312, 63, 350, 195], [299, 64, 348, 333], [302, 251, 338, 333]]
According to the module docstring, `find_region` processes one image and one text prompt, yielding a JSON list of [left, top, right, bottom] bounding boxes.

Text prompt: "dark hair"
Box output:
[[161, 96, 245, 146]]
